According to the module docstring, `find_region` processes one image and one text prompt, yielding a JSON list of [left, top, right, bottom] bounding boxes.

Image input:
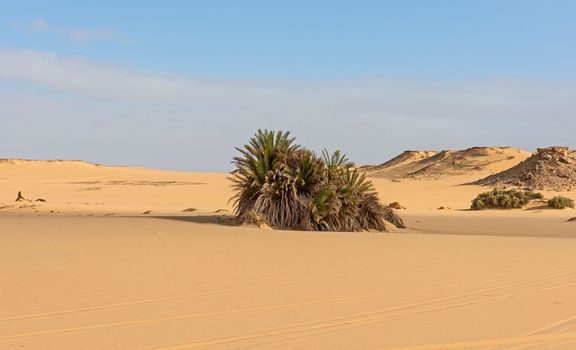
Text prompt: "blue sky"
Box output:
[[1, 1, 575, 170], [4, 0, 576, 79]]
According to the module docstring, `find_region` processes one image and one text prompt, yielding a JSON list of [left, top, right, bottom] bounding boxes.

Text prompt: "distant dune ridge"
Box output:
[[0, 159, 103, 166], [366, 150, 438, 171], [361, 150, 437, 175], [475, 146, 576, 191], [365, 147, 531, 180]]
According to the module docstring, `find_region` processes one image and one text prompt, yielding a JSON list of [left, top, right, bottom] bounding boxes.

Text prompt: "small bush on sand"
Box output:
[[471, 189, 543, 210], [547, 196, 575, 209], [388, 201, 405, 210], [230, 129, 403, 232]]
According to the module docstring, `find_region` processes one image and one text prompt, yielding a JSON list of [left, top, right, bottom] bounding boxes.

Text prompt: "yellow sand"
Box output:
[[1, 160, 575, 350]]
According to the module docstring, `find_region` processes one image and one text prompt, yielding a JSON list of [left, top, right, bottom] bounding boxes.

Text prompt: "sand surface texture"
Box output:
[[1, 159, 575, 349]]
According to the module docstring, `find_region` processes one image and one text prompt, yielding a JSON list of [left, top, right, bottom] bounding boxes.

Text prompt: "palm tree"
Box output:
[[230, 129, 298, 221], [230, 129, 404, 232]]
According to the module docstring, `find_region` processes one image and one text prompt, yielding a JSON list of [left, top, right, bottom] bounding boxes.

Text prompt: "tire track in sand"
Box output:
[[141, 272, 576, 350], [1, 267, 573, 346], [2, 267, 575, 325], [373, 333, 576, 350]]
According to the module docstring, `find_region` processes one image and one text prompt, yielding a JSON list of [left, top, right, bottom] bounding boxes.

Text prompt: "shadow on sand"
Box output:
[[525, 204, 550, 211], [139, 214, 237, 227]]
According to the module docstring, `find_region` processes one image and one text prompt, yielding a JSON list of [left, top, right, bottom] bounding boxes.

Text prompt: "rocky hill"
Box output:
[[474, 146, 576, 191]]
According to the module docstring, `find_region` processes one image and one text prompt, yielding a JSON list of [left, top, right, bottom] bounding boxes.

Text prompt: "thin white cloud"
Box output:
[[10, 18, 118, 43], [0, 48, 575, 170]]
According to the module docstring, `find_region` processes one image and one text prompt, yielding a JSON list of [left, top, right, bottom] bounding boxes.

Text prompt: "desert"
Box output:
[[3, 2, 576, 349], [1, 144, 575, 350]]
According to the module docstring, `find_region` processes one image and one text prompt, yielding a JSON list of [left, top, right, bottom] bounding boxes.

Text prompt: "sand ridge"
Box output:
[[366, 147, 531, 180], [363, 150, 438, 172]]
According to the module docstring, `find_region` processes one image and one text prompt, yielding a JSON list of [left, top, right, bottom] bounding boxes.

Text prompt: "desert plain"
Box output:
[[1, 148, 575, 350]]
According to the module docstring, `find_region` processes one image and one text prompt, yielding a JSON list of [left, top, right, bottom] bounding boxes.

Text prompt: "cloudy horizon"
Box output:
[[2, 2, 575, 171]]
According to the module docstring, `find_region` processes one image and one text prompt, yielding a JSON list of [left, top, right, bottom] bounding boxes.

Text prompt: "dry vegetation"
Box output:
[[471, 189, 543, 210], [547, 196, 575, 209]]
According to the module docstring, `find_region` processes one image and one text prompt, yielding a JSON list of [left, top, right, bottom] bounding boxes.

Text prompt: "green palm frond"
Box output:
[[229, 130, 399, 232]]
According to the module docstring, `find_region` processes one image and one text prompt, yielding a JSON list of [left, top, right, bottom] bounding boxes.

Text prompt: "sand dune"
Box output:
[[363, 150, 438, 173], [0, 160, 231, 215], [367, 147, 531, 180], [1, 159, 575, 349]]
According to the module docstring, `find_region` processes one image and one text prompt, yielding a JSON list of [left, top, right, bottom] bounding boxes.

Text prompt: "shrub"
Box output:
[[383, 206, 406, 228], [389, 201, 405, 210], [547, 196, 575, 209], [471, 188, 543, 210], [230, 129, 400, 232]]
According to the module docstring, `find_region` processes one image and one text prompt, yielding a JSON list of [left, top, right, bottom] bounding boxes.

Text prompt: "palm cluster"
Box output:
[[230, 129, 404, 232]]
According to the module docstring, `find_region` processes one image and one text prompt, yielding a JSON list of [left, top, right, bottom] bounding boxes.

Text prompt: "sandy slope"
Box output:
[[1, 160, 576, 350], [367, 147, 531, 180]]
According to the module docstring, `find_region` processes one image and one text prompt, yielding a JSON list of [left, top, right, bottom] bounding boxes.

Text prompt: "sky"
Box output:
[[1, 0, 575, 171]]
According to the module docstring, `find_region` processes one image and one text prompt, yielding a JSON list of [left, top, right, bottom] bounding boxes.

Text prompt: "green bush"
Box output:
[[471, 189, 543, 210], [230, 129, 402, 231], [547, 196, 575, 209]]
